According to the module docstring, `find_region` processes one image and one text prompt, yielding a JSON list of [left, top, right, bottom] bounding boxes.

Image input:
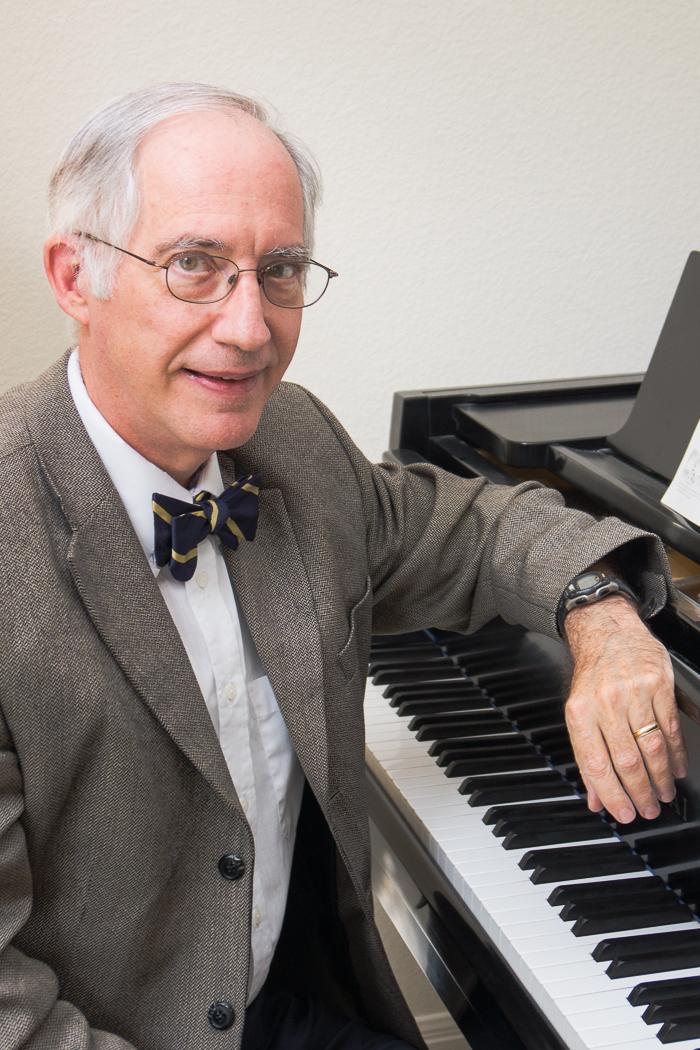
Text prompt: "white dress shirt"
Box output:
[[67, 351, 304, 1002]]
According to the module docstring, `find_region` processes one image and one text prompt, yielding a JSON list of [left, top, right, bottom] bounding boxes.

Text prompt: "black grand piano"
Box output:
[[366, 254, 700, 1050]]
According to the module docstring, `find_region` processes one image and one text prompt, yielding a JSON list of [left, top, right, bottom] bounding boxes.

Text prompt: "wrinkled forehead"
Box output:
[[132, 110, 304, 241]]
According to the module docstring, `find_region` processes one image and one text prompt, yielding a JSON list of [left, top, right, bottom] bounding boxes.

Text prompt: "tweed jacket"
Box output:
[[0, 355, 670, 1050]]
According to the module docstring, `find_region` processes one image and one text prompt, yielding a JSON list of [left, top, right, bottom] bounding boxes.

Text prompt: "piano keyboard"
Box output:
[[364, 623, 700, 1050]]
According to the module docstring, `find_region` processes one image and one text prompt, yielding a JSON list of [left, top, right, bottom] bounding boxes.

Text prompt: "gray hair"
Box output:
[[48, 82, 321, 299]]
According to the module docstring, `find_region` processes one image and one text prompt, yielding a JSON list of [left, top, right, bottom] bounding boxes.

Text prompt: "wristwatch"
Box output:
[[556, 570, 639, 636]]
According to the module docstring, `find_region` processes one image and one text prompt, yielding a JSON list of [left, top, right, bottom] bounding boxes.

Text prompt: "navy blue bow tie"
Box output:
[[152, 473, 261, 582]]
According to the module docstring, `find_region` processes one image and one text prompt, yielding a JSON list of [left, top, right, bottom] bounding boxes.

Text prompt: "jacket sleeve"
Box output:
[[302, 390, 672, 639], [0, 712, 137, 1050]]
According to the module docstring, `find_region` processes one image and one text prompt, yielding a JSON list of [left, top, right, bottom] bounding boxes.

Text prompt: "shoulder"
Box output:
[[0, 377, 37, 467], [239, 381, 366, 472], [0, 355, 70, 490]]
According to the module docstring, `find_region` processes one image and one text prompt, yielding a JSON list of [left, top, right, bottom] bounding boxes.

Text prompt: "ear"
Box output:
[[43, 237, 91, 327]]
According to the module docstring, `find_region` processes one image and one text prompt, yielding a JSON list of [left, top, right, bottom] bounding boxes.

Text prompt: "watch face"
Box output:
[[577, 572, 602, 589]]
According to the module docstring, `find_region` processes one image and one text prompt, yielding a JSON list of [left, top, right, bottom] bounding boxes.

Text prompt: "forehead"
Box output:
[[132, 110, 304, 247]]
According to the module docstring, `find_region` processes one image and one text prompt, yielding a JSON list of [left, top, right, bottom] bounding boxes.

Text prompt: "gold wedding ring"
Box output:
[[632, 721, 661, 741]]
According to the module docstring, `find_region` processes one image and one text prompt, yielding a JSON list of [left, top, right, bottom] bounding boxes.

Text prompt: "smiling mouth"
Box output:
[[183, 368, 262, 384]]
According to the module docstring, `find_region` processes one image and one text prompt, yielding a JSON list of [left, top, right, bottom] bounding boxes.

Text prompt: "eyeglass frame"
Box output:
[[74, 232, 338, 309]]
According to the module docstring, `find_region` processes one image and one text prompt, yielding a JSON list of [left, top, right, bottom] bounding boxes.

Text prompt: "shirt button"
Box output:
[[253, 907, 262, 929], [208, 1000, 235, 1030], [225, 683, 236, 703], [241, 797, 249, 814], [195, 569, 209, 589], [218, 853, 245, 881]]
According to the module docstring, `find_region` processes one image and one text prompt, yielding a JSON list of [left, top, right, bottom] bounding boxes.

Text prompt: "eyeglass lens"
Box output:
[[165, 251, 329, 307]]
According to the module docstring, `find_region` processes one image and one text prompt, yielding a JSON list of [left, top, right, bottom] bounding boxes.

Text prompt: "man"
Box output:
[[0, 83, 686, 1050]]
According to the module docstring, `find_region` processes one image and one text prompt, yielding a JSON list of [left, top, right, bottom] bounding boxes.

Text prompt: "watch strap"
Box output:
[[556, 572, 639, 637]]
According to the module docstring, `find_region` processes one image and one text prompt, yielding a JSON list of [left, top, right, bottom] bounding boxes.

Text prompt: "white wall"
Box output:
[[3, 0, 699, 460]]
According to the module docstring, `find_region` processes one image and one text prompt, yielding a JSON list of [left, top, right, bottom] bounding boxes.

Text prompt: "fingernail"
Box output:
[[619, 805, 636, 823], [643, 805, 660, 820]]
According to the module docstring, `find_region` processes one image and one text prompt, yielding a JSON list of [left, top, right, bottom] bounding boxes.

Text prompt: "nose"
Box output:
[[209, 270, 271, 351]]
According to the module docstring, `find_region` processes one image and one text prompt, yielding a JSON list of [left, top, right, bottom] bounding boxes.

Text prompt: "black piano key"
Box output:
[[571, 901, 693, 937], [461, 771, 575, 805], [500, 700, 565, 723], [529, 727, 571, 746], [668, 869, 700, 911], [483, 799, 587, 825], [430, 730, 528, 755], [476, 676, 554, 701], [628, 975, 700, 1005], [560, 890, 673, 920], [633, 830, 700, 868], [493, 809, 605, 835], [396, 696, 492, 717], [408, 710, 507, 735], [387, 682, 487, 705], [438, 749, 537, 769], [643, 1001, 700, 1023], [521, 843, 647, 883], [657, 1018, 700, 1043], [435, 742, 536, 767], [540, 748, 576, 767], [502, 822, 613, 850], [368, 651, 451, 673], [445, 755, 547, 777], [561, 893, 665, 920], [373, 666, 465, 686], [441, 628, 520, 655], [605, 804, 685, 835], [512, 706, 568, 731], [596, 932, 700, 978], [593, 928, 700, 962], [548, 876, 665, 906], [416, 721, 515, 743], [606, 945, 700, 978], [371, 631, 430, 648]]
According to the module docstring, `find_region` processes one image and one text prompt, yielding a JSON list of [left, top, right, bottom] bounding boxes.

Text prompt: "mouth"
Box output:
[[182, 368, 264, 395]]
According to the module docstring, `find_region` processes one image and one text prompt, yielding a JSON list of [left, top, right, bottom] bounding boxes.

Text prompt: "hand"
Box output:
[[563, 594, 688, 823]]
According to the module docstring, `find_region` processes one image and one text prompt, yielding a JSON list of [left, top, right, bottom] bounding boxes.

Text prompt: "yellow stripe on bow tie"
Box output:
[[241, 482, 260, 496], [152, 501, 173, 525], [171, 547, 199, 565], [225, 518, 245, 543], [207, 499, 219, 530]]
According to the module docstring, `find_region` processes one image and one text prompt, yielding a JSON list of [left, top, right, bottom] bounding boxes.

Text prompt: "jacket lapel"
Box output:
[[25, 356, 238, 808], [219, 453, 330, 806]]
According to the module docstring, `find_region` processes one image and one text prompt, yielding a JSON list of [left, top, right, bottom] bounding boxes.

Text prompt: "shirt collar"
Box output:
[[67, 349, 223, 576]]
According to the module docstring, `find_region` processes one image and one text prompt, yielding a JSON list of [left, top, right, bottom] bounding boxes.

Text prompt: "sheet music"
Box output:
[[661, 417, 700, 527]]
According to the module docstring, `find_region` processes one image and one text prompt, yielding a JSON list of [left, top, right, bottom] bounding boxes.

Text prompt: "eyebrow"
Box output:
[[152, 236, 311, 260], [152, 236, 227, 256]]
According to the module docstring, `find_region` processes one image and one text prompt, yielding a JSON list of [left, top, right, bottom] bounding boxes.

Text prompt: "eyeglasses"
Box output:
[[76, 233, 338, 309]]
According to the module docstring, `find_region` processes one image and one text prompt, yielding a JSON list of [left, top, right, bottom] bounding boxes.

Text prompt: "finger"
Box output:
[[605, 725, 661, 820], [634, 720, 675, 804], [565, 705, 636, 822], [653, 689, 689, 780], [581, 776, 603, 814]]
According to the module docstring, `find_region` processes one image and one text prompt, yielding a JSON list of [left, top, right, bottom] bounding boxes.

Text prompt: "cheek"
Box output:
[[272, 315, 302, 369]]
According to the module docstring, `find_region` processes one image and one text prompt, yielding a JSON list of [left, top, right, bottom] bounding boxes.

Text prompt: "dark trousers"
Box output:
[[242, 984, 418, 1050]]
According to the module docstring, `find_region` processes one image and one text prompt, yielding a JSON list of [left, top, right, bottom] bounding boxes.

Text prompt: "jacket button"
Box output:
[[218, 853, 245, 881], [208, 1000, 235, 1030]]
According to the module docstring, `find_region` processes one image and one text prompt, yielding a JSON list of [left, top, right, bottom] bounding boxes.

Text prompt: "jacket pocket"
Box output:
[[337, 575, 372, 682]]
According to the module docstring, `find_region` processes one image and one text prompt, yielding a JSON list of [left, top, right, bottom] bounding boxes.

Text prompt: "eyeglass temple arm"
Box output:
[[75, 232, 164, 270]]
